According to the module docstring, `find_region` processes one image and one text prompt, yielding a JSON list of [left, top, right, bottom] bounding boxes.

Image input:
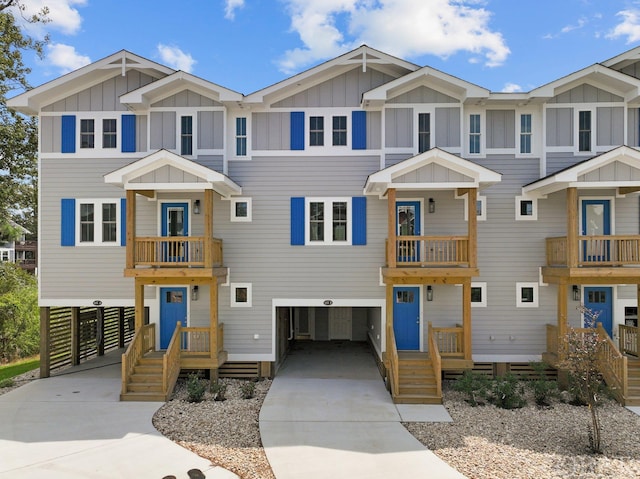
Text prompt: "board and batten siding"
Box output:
[[150, 112, 177, 150], [385, 108, 413, 148], [486, 110, 516, 149], [251, 112, 290, 150], [387, 86, 458, 104], [150, 91, 221, 108], [547, 84, 624, 104], [434, 107, 461, 148], [546, 108, 573, 147], [596, 107, 624, 146]]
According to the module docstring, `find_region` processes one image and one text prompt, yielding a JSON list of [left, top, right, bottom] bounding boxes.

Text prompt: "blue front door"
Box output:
[[393, 286, 420, 350], [161, 203, 189, 262], [396, 201, 421, 263], [583, 286, 613, 337], [160, 287, 187, 349], [581, 199, 610, 262]]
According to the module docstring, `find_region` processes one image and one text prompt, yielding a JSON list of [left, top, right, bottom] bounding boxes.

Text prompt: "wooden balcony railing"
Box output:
[[391, 236, 469, 267], [546, 235, 640, 267], [180, 327, 211, 355], [162, 322, 182, 399], [432, 326, 465, 357], [121, 323, 155, 396], [132, 237, 223, 268], [619, 324, 638, 357]]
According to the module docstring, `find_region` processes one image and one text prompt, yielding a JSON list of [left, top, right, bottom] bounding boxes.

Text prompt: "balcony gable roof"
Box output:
[[104, 149, 242, 197], [364, 148, 502, 196]]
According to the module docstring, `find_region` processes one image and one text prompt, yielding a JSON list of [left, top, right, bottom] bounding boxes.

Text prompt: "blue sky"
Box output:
[[12, 0, 640, 96]]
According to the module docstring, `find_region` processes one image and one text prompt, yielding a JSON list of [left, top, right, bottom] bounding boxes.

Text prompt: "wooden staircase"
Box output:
[[394, 352, 441, 404], [120, 351, 167, 401], [626, 358, 640, 406]]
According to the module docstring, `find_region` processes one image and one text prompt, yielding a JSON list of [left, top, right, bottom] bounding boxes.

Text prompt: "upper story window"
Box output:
[[78, 200, 120, 245], [332, 116, 347, 146], [236, 117, 247, 156], [469, 114, 481, 154], [310, 116, 324, 146], [80, 119, 95, 149], [181, 116, 193, 155], [306, 198, 352, 245], [520, 114, 532, 154], [578, 110, 592, 152], [418, 113, 431, 153], [102, 119, 117, 149]]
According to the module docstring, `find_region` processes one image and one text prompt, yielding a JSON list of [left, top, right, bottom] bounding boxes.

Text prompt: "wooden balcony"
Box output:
[[547, 235, 640, 267]]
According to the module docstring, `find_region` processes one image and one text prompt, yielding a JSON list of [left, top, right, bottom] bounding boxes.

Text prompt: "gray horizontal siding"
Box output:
[[546, 152, 585, 175]]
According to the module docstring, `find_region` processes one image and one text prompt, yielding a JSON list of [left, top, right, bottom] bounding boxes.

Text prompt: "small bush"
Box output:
[[210, 380, 227, 401], [0, 378, 15, 388], [489, 373, 526, 409], [453, 371, 490, 406], [528, 361, 558, 407], [240, 380, 256, 399], [186, 373, 206, 403]]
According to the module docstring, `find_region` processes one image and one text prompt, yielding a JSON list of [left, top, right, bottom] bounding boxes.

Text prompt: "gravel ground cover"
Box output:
[[0, 368, 39, 396]]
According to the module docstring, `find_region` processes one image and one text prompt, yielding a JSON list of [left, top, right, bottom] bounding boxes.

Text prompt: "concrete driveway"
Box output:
[[0, 354, 235, 479], [259, 342, 466, 479]]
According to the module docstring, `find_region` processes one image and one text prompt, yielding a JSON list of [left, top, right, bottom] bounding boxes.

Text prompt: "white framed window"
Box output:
[[471, 282, 487, 308], [577, 110, 592, 152], [310, 116, 324, 146], [180, 115, 193, 155], [102, 118, 117, 149], [231, 283, 252, 307], [80, 119, 95, 149], [516, 282, 539, 308], [332, 116, 347, 146], [515, 196, 538, 221], [519, 113, 532, 154], [461, 194, 487, 221], [230, 197, 252, 222], [76, 115, 120, 152], [236, 117, 247, 156], [417, 112, 431, 153], [305, 197, 352, 245], [469, 113, 481, 154], [76, 199, 120, 246]]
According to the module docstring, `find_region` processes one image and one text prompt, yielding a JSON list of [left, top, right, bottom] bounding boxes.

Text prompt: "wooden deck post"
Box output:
[[209, 279, 219, 366], [204, 189, 213, 268], [134, 279, 145, 331], [126, 190, 136, 270], [462, 279, 472, 361], [557, 283, 568, 346], [39, 307, 51, 378], [467, 188, 477, 269], [385, 283, 394, 366], [387, 188, 396, 268], [567, 187, 578, 268], [71, 307, 80, 366], [118, 307, 125, 348]]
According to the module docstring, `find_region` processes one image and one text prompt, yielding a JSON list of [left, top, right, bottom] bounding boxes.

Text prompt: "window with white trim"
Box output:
[[236, 117, 247, 156], [520, 114, 532, 154], [77, 199, 120, 246], [516, 282, 538, 308], [578, 110, 592, 152], [310, 116, 324, 146], [231, 283, 252, 307], [332, 116, 347, 146], [181, 115, 193, 155], [80, 119, 95, 149], [515, 196, 538, 221], [418, 113, 431, 153], [469, 114, 481, 154], [230, 198, 252, 222], [462, 195, 487, 221], [306, 197, 352, 245], [102, 119, 117, 149], [471, 282, 487, 308]]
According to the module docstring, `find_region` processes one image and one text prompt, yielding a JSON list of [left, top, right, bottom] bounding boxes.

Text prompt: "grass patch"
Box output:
[[0, 356, 39, 382]]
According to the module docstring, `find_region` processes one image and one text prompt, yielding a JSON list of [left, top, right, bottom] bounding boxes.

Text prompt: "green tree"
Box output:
[[0, 1, 49, 236]]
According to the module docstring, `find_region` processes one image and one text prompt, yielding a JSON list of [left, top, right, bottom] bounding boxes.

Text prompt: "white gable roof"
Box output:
[[523, 146, 640, 196], [364, 148, 501, 196], [104, 149, 242, 197], [7, 51, 174, 115]]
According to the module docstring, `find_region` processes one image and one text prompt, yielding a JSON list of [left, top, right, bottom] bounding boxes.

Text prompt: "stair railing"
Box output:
[[428, 322, 442, 398], [162, 321, 182, 399], [121, 323, 155, 396], [387, 324, 400, 398], [595, 324, 628, 403]]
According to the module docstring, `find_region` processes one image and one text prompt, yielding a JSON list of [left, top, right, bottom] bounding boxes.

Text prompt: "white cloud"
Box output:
[[560, 17, 587, 34], [278, 0, 509, 74], [15, 0, 86, 37], [502, 82, 522, 93], [608, 9, 640, 43], [157, 44, 196, 72], [225, 0, 245, 20], [46, 43, 91, 73]]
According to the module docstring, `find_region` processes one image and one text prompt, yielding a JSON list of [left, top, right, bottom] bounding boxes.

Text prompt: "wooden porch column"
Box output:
[[71, 307, 80, 366], [387, 188, 396, 268], [467, 188, 478, 269], [204, 189, 213, 268], [557, 283, 568, 341], [209, 279, 219, 373], [567, 187, 578, 268], [134, 278, 145, 331], [39, 307, 51, 378], [462, 279, 472, 361], [126, 190, 136, 270], [385, 283, 394, 364]]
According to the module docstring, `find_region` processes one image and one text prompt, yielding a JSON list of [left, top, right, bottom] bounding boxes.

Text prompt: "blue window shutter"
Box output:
[[290, 112, 305, 150], [352, 197, 367, 245], [291, 197, 305, 245], [61, 198, 76, 246], [120, 198, 127, 246], [61, 115, 76, 153], [121, 115, 136, 152], [352, 111, 367, 150]]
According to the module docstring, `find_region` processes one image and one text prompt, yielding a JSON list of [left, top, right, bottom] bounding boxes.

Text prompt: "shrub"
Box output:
[[453, 370, 490, 406], [210, 380, 227, 401], [489, 373, 526, 409], [528, 361, 558, 407], [0, 378, 14, 388], [240, 380, 256, 399], [186, 373, 206, 403]]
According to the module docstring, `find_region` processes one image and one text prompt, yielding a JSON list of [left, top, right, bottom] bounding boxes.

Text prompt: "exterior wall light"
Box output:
[[572, 285, 581, 302], [428, 198, 435, 214], [192, 285, 199, 301], [194, 199, 201, 214], [426, 285, 434, 301]]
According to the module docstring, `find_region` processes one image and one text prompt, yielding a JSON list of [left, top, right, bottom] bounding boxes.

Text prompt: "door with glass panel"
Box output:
[[581, 199, 610, 263], [161, 203, 189, 263], [396, 201, 421, 263]]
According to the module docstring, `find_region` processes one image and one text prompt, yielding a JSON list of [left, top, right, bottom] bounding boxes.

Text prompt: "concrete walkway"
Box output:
[[0, 352, 236, 479], [259, 342, 466, 479]]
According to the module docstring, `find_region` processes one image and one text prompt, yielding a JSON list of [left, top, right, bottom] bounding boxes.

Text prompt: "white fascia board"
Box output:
[[392, 182, 480, 190], [124, 182, 209, 192]]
